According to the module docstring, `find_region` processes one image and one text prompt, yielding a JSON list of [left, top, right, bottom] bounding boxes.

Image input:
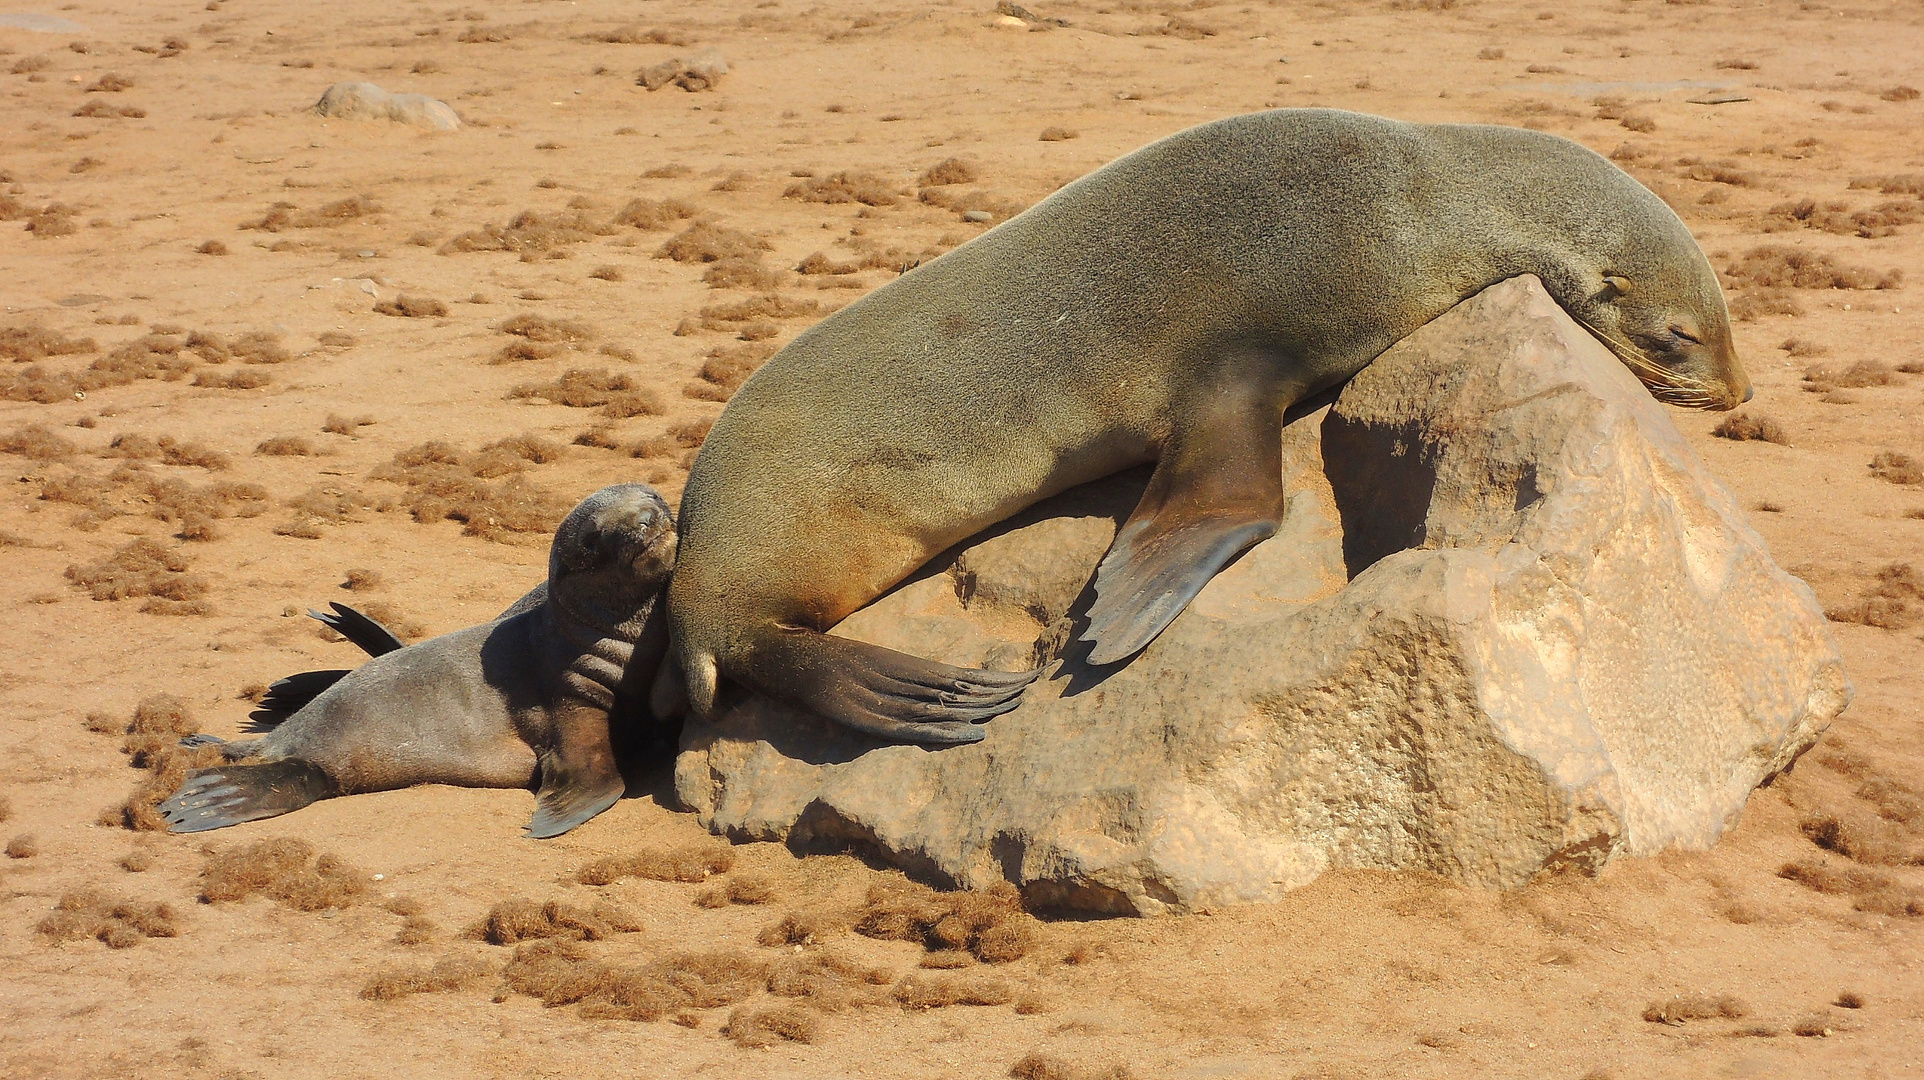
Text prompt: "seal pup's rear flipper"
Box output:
[[309, 602, 407, 658], [251, 669, 353, 724], [157, 759, 339, 833], [732, 629, 1037, 745], [525, 703, 626, 839], [1079, 404, 1286, 666]]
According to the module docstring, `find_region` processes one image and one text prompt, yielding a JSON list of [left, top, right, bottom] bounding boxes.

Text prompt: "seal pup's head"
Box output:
[[1558, 227, 1751, 411], [548, 483, 678, 608]]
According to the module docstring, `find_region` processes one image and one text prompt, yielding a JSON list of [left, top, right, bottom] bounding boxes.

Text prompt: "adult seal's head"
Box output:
[[1481, 129, 1747, 409]]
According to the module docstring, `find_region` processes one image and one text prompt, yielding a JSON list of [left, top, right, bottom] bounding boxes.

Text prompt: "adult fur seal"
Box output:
[[666, 107, 1751, 746], [158, 484, 676, 838]]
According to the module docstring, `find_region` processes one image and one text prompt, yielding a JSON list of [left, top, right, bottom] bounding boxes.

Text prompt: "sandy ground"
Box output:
[[2, 0, 1923, 1077]]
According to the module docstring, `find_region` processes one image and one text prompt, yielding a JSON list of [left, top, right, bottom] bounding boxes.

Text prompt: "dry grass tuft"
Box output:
[[195, 239, 228, 256], [918, 187, 1028, 224], [631, 418, 714, 460], [1765, 197, 1924, 239], [702, 257, 785, 290], [695, 872, 780, 908], [322, 412, 373, 434], [64, 539, 210, 612], [696, 294, 821, 332], [1805, 360, 1899, 392], [1778, 857, 1924, 916], [200, 838, 371, 911], [1835, 990, 1865, 1008], [1799, 812, 1919, 866], [0, 424, 78, 460], [1038, 126, 1078, 142], [756, 908, 855, 947], [104, 694, 223, 831], [1851, 174, 1924, 197], [342, 567, 382, 591], [370, 439, 572, 542], [120, 847, 155, 873], [256, 435, 313, 456], [1009, 1052, 1134, 1080], [589, 25, 692, 45], [723, 1004, 821, 1046], [855, 878, 1039, 963], [500, 940, 770, 1021], [71, 100, 144, 119], [1712, 414, 1789, 445], [917, 158, 978, 187], [360, 953, 494, 1000], [893, 971, 1015, 1009], [469, 898, 644, 945], [1728, 289, 1803, 321], [510, 368, 663, 417], [6, 833, 39, 858], [0, 324, 97, 362], [1870, 451, 1922, 486], [105, 432, 231, 470], [374, 295, 449, 318], [1642, 994, 1748, 1024], [577, 842, 735, 885], [1722, 246, 1902, 290], [687, 342, 776, 400], [1825, 563, 1923, 629], [35, 889, 178, 948], [442, 209, 616, 257], [785, 171, 900, 207], [657, 221, 770, 263], [612, 197, 698, 230], [241, 196, 378, 232]]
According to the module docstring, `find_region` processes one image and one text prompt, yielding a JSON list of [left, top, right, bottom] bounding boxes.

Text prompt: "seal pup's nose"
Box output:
[[1743, 385, 1754, 403]]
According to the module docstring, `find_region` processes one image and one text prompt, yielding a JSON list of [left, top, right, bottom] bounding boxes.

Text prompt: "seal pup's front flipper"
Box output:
[[1080, 404, 1286, 666], [729, 630, 1038, 745], [524, 702, 626, 839], [157, 759, 339, 833]]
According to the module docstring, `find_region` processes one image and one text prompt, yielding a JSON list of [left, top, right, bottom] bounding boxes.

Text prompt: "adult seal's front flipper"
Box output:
[[1079, 401, 1286, 666]]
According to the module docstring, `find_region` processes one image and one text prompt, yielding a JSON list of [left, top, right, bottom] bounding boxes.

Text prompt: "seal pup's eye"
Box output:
[[1667, 325, 1703, 346]]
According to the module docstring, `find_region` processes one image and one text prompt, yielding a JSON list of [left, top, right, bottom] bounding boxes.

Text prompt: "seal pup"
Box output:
[[665, 108, 1752, 746], [158, 483, 676, 838]]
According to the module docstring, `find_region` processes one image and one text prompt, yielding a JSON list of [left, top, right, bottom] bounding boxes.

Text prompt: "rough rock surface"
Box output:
[[674, 276, 1849, 916], [312, 82, 460, 131]]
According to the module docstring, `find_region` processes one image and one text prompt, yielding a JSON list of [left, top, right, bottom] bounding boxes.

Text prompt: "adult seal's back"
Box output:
[[667, 108, 1751, 745]]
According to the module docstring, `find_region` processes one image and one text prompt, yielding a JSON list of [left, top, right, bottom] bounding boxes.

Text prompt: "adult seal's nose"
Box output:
[[1743, 385, 1754, 403]]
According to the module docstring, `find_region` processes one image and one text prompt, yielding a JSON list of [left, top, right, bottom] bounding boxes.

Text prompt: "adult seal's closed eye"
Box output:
[[666, 107, 1751, 746], [157, 484, 677, 838]]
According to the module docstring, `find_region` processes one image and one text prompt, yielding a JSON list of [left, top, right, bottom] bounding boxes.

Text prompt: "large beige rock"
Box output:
[[674, 275, 1849, 915]]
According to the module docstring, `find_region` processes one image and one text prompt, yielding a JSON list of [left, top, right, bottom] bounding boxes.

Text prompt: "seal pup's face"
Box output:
[[1562, 244, 1751, 411], [549, 484, 678, 601]]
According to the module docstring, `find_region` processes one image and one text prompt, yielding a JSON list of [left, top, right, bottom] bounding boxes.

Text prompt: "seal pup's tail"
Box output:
[[157, 760, 339, 833]]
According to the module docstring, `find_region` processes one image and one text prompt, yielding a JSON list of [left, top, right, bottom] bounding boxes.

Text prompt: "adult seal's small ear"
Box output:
[[155, 483, 679, 838]]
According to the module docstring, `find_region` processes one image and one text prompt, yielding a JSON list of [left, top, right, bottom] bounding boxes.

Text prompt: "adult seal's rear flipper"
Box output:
[[157, 759, 339, 833], [524, 702, 626, 839], [732, 629, 1038, 745], [1079, 403, 1286, 666]]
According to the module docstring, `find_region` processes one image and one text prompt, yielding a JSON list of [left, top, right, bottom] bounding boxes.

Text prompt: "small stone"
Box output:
[[312, 82, 461, 131], [961, 209, 993, 223]]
